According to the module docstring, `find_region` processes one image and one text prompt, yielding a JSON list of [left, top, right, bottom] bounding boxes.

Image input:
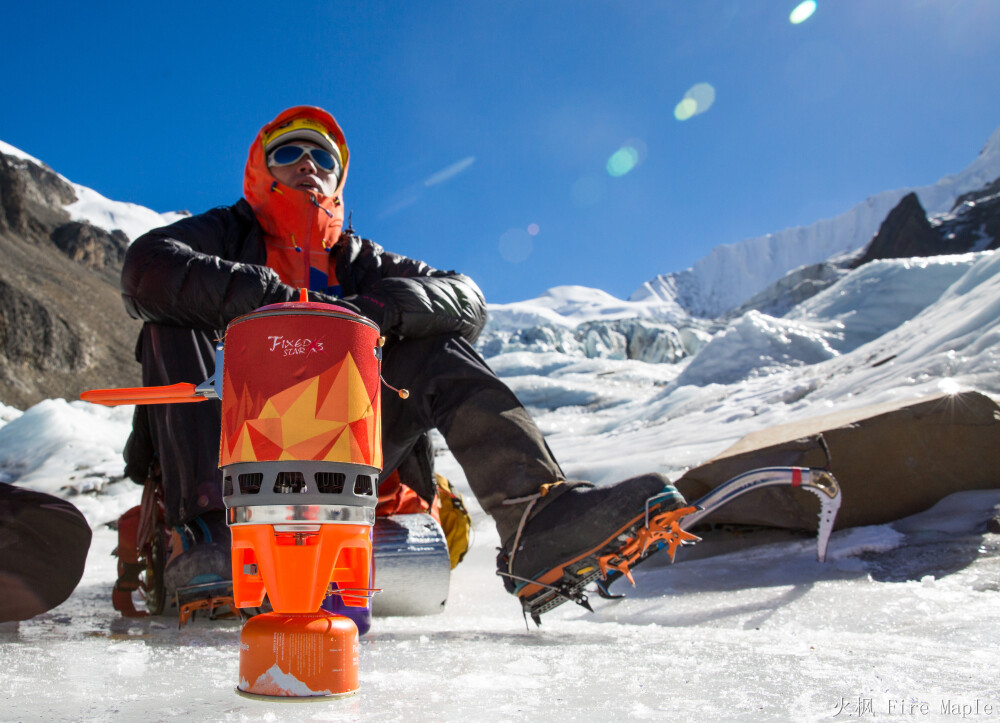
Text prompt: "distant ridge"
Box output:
[[631, 125, 1000, 318]]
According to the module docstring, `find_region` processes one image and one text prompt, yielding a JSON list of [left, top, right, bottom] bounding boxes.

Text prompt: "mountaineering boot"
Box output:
[[162, 510, 235, 623], [496, 474, 698, 624]]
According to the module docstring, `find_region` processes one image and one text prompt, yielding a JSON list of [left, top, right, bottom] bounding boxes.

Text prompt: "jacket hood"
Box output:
[[243, 106, 351, 290]]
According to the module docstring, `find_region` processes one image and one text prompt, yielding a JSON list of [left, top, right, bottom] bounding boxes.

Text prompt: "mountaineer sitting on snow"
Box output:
[[119, 105, 692, 622]]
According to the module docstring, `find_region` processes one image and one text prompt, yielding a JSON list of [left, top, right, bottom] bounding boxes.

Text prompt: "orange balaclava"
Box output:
[[244, 106, 350, 294]]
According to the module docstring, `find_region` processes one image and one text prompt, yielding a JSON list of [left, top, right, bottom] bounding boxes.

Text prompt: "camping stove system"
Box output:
[[217, 300, 383, 699], [85, 296, 388, 700]]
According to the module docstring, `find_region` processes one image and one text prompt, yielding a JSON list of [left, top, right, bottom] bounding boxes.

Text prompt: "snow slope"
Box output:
[[632, 126, 1000, 318], [3, 247, 1000, 720], [0, 139, 186, 241], [64, 184, 188, 242]]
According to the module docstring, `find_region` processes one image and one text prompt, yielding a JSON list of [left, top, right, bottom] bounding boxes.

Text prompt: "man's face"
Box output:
[[267, 141, 340, 197]]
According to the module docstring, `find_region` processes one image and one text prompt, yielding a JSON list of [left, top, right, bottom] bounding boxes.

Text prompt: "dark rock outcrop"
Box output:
[[854, 184, 1000, 269], [852, 193, 947, 267], [0, 153, 29, 234], [0, 153, 77, 236], [51, 222, 129, 280], [952, 176, 1000, 212], [0, 278, 89, 373], [0, 150, 142, 409], [938, 179, 1000, 253]]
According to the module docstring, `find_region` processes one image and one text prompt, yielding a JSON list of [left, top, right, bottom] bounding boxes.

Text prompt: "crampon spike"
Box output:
[[173, 580, 238, 628], [176, 594, 237, 628], [599, 555, 635, 585], [597, 505, 700, 584]]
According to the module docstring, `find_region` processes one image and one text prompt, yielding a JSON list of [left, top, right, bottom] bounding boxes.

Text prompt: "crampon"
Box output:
[[510, 462, 842, 626], [174, 581, 239, 627], [512, 492, 701, 626]]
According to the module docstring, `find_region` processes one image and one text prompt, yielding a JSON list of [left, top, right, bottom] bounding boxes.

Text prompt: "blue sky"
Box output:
[[3, 1, 999, 303]]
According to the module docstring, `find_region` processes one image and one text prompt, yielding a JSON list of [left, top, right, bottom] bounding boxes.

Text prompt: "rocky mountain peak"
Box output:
[[852, 192, 945, 267], [0, 149, 142, 409]]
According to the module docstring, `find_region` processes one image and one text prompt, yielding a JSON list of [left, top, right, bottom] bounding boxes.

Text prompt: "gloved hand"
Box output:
[[306, 289, 397, 334], [345, 293, 397, 333], [331, 232, 385, 296]]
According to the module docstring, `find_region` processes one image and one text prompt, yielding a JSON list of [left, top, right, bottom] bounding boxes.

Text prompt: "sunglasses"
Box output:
[[267, 144, 341, 173]]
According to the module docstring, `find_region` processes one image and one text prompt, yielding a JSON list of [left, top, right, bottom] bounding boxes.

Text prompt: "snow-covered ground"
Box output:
[[3, 245, 1000, 720]]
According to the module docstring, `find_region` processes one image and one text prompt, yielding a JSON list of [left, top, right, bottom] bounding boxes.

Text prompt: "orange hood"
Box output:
[[243, 106, 350, 292]]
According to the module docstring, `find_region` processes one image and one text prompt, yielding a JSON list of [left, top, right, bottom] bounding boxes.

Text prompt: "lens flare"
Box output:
[[938, 377, 963, 395], [790, 1, 817, 24], [688, 83, 716, 110], [527, 223, 540, 236], [625, 137, 649, 162], [674, 83, 716, 121], [607, 146, 640, 177], [499, 228, 533, 263], [674, 98, 697, 121]]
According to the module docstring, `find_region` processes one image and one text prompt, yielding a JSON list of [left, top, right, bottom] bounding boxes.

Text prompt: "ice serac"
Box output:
[[675, 310, 838, 387], [730, 259, 848, 319], [478, 285, 714, 363], [679, 253, 985, 387], [633, 125, 1000, 318]]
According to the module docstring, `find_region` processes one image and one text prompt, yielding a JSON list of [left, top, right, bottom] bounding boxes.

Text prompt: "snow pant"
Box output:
[[124, 323, 565, 543], [0, 483, 92, 623]]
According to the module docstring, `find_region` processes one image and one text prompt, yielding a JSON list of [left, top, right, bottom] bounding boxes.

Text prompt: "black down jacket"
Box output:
[[121, 199, 487, 342]]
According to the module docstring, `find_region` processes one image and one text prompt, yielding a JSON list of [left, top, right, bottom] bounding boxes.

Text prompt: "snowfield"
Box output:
[[3, 248, 1000, 721]]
